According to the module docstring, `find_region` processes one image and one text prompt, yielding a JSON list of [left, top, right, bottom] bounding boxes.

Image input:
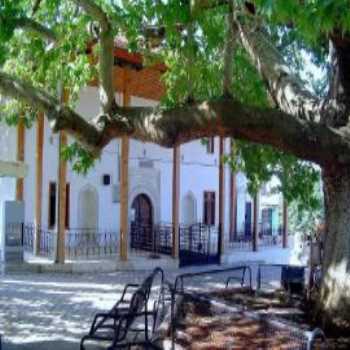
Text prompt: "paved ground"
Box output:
[[0, 243, 308, 350], [0, 263, 289, 350]]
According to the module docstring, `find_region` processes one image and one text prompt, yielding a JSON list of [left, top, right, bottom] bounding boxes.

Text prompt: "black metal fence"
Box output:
[[130, 222, 220, 266], [23, 224, 54, 256], [7, 224, 118, 260], [130, 222, 173, 255], [179, 223, 219, 267], [228, 226, 283, 250], [66, 229, 118, 259], [6, 221, 285, 264]]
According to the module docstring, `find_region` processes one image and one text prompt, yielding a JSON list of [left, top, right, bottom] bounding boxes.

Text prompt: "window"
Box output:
[[48, 182, 56, 228], [203, 191, 215, 225], [206, 137, 214, 154], [65, 183, 70, 229]]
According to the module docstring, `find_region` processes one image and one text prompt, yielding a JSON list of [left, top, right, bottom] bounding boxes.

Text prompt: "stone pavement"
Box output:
[[0, 263, 288, 350]]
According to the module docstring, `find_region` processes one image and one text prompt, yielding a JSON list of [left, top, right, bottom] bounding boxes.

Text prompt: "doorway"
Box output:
[[130, 194, 153, 251]]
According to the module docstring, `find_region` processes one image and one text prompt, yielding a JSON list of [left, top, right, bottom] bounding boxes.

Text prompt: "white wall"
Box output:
[[14, 86, 281, 240], [0, 123, 18, 250], [0, 123, 16, 162]]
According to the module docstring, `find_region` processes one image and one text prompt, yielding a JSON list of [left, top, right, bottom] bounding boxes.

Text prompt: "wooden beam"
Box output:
[[218, 137, 225, 257], [34, 112, 44, 255], [119, 68, 130, 262], [252, 192, 260, 252], [16, 119, 25, 201], [172, 145, 180, 259], [55, 131, 67, 264], [282, 200, 288, 248]]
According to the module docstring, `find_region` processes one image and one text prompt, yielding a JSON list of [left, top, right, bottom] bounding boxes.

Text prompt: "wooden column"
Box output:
[[34, 113, 44, 255], [55, 90, 68, 264], [120, 136, 129, 261], [16, 119, 25, 201], [55, 131, 67, 264], [172, 145, 180, 259], [252, 192, 260, 252], [282, 200, 288, 248], [218, 137, 225, 257], [119, 68, 130, 262], [229, 139, 237, 241]]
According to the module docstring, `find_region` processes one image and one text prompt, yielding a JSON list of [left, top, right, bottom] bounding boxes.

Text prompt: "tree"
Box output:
[[1, 0, 350, 325]]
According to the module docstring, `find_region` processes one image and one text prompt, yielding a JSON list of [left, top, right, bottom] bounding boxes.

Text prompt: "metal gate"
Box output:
[[130, 222, 173, 255], [179, 223, 220, 267]]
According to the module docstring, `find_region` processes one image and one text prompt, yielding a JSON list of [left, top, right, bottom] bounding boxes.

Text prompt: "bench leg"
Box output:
[[80, 336, 88, 350]]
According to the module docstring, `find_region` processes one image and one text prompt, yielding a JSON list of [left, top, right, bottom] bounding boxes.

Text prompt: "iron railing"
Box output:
[[11, 224, 118, 260], [179, 223, 219, 266], [228, 227, 283, 250], [66, 228, 118, 259], [7, 221, 286, 264], [130, 222, 173, 255], [130, 222, 220, 266]]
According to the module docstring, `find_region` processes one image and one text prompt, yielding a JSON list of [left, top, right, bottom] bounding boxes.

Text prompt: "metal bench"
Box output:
[[174, 265, 252, 293], [80, 267, 168, 349]]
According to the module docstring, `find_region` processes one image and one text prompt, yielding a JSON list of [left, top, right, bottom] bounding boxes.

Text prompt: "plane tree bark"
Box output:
[[237, 17, 350, 326], [1, 0, 350, 326]]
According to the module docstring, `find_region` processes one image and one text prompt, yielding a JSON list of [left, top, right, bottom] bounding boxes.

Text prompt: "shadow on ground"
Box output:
[[3, 340, 80, 350]]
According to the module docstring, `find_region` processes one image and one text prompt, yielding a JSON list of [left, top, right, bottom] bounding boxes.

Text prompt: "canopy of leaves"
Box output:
[[1, 0, 343, 204], [224, 140, 322, 211]]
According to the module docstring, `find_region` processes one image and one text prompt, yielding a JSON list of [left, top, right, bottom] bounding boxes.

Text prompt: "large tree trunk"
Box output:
[[320, 165, 350, 327]]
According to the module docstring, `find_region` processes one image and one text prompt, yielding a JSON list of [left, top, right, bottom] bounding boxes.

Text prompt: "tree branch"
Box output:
[[236, 20, 322, 123], [223, 2, 235, 96], [0, 71, 102, 155], [32, 0, 43, 15], [103, 99, 350, 166], [1, 69, 349, 166], [14, 17, 57, 42], [322, 35, 350, 127], [72, 0, 116, 114]]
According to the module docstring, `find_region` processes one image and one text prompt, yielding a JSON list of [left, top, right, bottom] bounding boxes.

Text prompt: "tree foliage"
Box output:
[[0, 0, 347, 205]]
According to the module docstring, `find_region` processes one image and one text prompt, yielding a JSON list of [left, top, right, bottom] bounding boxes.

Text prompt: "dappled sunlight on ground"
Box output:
[[0, 272, 147, 349], [0, 265, 283, 349]]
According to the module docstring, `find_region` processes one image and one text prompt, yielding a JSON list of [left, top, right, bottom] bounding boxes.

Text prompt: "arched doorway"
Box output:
[[182, 192, 197, 225], [78, 185, 98, 229], [130, 194, 153, 251]]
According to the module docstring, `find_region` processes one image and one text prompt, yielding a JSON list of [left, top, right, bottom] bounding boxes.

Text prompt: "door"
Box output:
[[131, 194, 153, 250], [245, 202, 252, 237]]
